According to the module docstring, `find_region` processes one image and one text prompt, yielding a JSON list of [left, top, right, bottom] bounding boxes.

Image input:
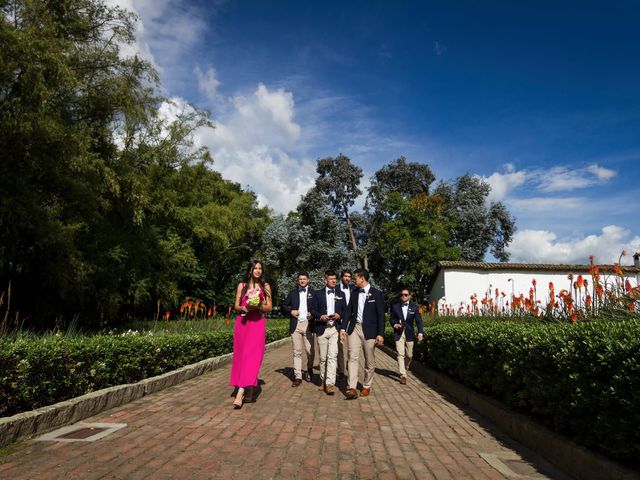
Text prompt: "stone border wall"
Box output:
[[0, 337, 289, 448]]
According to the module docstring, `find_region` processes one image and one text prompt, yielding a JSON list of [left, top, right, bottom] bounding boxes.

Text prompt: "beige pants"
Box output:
[[395, 331, 414, 376], [291, 320, 315, 380], [347, 323, 376, 389], [317, 325, 339, 386], [337, 334, 348, 375]]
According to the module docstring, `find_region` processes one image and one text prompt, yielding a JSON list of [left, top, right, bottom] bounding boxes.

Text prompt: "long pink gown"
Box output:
[[229, 288, 266, 388]]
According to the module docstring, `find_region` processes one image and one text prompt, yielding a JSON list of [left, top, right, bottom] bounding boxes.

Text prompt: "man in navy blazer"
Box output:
[[282, 271, 315, 386], [390, 287, 424, 385], [337, 269, 355, 378], [340, 268, 385, 399], [310, 270, 349, 395]]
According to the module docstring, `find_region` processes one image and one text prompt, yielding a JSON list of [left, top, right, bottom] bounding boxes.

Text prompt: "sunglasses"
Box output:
[[400, 293, 410, 297]]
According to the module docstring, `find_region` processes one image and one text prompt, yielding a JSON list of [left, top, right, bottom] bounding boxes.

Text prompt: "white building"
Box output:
[[428, 254, 640, 314]]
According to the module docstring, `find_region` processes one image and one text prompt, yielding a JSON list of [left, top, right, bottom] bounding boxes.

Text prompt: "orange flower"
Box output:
[[613, 264, 623, 276], [549, 282, 554, 290], [570, 313, 577, 323], [179, 305, 185, 314], [596, 285, 604, 298], [164, 311, 170, 320], [532, 279, 537, 287], [625, 280, 632, 293], [630, 303, 636, 313], [585, 295, 592, 308], [207, 307, 212, 317], [575, 275, 584, 289]]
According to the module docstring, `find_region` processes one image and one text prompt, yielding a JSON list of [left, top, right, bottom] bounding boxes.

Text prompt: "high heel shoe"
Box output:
[[233, 394, 244, 409]]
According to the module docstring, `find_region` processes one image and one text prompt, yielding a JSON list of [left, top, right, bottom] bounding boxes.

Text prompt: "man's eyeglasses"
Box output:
[[400, 293, 410, 297]]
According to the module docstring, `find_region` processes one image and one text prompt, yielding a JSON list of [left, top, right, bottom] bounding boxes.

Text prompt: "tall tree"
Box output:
[[261, 189, 355, 300], [372, 192, 459, 302], [436, 174, 516, 261], [311, 154, 364, 267]]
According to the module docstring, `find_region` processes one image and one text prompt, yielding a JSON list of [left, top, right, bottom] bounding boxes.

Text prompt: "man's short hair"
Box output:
[[353, 268, 369, 281], [325, 269, 337, 277], [298, 271, 309, 278], [340, 269, 352, 277]]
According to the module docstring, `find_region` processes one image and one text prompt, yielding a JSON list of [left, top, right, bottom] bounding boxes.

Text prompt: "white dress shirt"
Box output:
[[298, 287, 308, 321]]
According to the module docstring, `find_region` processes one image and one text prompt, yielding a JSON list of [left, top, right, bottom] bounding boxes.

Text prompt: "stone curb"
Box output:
[[0, 337, 290, 448], [378, 343, 640, 480]]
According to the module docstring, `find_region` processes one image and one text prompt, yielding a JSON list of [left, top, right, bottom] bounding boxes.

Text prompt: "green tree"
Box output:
[[310, 154, 364, 267], [436, 174, 516, 261], [372, 192, 459, 302]]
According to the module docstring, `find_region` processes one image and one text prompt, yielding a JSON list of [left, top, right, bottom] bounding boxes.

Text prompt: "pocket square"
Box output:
[[367, 299, 375, 303]]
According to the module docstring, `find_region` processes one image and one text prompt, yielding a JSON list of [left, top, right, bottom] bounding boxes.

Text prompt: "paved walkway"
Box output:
[[0, 344, 570, 479]]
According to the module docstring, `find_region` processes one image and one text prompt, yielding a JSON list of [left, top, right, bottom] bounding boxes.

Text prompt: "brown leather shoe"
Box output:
[[360, 387, 370, 397], [399, 376, 407, 385], [325, 385, 335, 395], [318, 384, 325, 391], [292, 378, 302, 387], [345, 388, 358, 399]]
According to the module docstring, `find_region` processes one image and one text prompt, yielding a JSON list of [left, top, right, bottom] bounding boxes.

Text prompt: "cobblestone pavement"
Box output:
[[0, 343, 571, 479]]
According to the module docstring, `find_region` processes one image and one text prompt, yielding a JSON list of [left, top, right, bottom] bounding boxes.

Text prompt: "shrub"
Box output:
[[0, 323, 289, 417], [391, 319, 640, 466]]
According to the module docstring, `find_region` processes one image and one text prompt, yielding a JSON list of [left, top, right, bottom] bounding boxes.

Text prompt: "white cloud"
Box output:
[[188, 83, 315, 213], [536, 164, 617, 192], [105, 0, 208, 86], [586, 163, 617, 181], [507, 225, 640, 264], [195, 66, 222, 103], [481, 169, 526, 203]]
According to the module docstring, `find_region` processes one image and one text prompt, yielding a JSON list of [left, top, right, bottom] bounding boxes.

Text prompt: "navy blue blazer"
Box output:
[[390, 301, 424, 342], [342, 285, 385, 340], [282, 287, 315, 334], [310, 287, 350, 335]]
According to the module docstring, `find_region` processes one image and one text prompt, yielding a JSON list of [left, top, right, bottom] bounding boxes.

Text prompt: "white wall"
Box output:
[[432, 268, 638, 313]]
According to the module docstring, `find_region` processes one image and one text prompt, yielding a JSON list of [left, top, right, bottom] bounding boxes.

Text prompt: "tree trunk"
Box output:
[[343, 205, 363, 268]]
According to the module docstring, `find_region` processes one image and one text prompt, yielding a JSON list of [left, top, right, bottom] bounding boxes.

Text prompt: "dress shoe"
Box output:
[[345, 388, 358, 399], [399, 376, 407, 385], [360, 387, 370, 397], [292, 378, 302, 387], [325, 384, 335, 395], [318, 384, 325, 391], [244, 386, 254, 402]]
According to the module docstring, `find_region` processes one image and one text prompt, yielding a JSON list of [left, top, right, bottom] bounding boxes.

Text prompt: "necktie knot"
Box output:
[[327, 288, 334, 294]]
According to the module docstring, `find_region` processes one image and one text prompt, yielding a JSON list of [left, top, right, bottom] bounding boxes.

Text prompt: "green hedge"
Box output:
[[0, 324, 289, 417], [389, 319, 640, 466]]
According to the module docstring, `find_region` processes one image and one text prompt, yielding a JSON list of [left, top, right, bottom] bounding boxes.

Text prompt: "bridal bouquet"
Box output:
[[245, 288, 263, 310]]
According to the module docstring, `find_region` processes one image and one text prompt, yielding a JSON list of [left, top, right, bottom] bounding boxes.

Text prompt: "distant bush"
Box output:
[[388, 319, 640, 466], [0, 323, 289, 417]]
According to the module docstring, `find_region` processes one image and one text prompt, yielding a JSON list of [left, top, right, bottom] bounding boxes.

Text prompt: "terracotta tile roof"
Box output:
[[436, 260, 640, 273]]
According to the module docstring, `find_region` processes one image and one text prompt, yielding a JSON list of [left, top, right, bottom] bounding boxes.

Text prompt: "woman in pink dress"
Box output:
[[230, 260, 272, 409]]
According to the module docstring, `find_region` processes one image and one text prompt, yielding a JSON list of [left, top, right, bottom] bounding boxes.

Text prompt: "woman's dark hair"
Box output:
[[241, 260, 269, 298]]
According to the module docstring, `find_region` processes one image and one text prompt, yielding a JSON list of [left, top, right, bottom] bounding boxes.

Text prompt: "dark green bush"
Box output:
[[387, 319, 640, 466], [0, 323, 289, 417]]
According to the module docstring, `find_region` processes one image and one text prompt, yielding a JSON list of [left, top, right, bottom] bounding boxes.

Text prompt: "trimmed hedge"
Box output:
[[391, 319, 640, 466], [0, 324, 289, 417]]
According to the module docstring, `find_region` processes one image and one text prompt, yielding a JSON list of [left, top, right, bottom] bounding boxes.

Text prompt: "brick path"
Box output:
[[0, 344, 570, 479]]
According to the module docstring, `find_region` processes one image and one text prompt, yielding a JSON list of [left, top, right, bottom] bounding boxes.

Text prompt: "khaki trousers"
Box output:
[[395, 330, 414, 376], [337, 334, 348, 375], [347, 323, 376, 389], [317, 325, 339, 386], [291, 320, 314, 380]]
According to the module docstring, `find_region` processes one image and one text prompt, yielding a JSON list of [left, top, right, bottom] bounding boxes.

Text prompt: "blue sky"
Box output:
[[109, 0, 640, 264]]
